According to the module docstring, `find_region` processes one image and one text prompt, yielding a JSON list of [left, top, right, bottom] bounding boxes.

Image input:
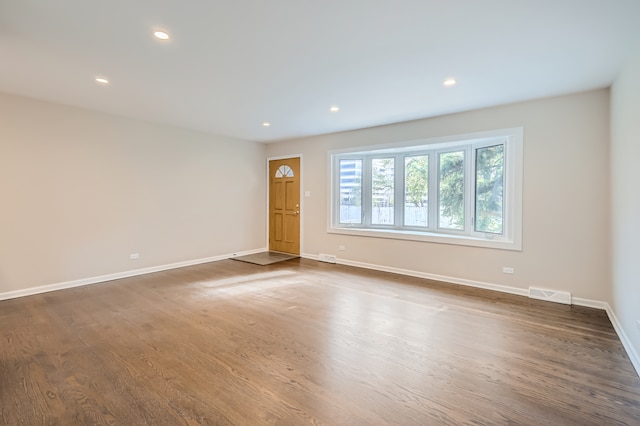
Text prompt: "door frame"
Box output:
[[266, 154, 303, 255]]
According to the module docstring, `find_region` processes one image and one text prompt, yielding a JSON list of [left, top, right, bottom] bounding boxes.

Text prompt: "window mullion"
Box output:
[[362, 156, 372, 227], [470, 145, 478, 236], [429, 151, 437, 231], [395, 154, 403, 229], [465, 145, 474, 235], [502, 143, 508, 237]]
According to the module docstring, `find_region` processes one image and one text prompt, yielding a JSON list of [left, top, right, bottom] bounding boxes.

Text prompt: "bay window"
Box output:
[[329, 128, 523, 250]]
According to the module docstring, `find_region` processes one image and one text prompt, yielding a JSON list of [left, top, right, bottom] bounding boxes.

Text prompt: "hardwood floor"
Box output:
[[1, 258, 639, 425]]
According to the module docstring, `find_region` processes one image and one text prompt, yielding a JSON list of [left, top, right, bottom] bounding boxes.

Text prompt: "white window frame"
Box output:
[[328, 128, 523, 251]]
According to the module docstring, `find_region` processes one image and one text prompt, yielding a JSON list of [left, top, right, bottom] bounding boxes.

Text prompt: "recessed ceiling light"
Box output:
[[262, 122, 271, 127], [443, 78, 457, 87], [95, 77, 109, 85], [153, 30, 170, 40], [329, 105, 340, 112]]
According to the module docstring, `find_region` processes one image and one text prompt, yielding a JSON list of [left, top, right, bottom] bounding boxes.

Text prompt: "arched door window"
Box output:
[[275, 165, 294, 178]]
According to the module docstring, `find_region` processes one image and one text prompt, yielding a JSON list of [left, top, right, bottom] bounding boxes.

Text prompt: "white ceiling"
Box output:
[[1, 1, 639, 143]]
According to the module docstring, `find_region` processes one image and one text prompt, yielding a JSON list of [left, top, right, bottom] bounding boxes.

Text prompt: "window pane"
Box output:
[[404, 155, 428, 227], [372, 158, 395, 225], [275, 165, 294, 178], [475, 145, 504, 234], [438, 151, 465, 230], [339, 159, 362, 224]]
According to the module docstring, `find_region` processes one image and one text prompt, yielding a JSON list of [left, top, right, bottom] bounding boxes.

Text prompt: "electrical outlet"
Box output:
[[338, 245, 346, 251], [502, 267, 514, 274], [130, 253, 140, 260]]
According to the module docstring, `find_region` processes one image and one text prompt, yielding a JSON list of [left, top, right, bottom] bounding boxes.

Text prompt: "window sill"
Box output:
[[328, 226, 521, 251]]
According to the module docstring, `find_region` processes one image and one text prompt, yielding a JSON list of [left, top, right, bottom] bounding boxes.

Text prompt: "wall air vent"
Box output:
[[318, 253, 337, 264], [528, 287, 572, 305]]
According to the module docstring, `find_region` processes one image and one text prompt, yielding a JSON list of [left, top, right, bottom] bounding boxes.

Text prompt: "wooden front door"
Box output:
[[269, 158, 300, 254]]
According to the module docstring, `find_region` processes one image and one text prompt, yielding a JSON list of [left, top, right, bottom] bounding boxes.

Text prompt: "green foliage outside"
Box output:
[[405, 156, 428, 207], [439, 151, 465, 229], [475, 145, 504, 234]]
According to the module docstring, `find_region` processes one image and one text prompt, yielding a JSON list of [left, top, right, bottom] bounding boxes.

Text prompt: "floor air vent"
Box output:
[[318, 254, 337, 264], [528, 287, 572, 305]]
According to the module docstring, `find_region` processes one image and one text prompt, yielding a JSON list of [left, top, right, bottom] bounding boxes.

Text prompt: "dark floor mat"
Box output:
[[230, 251, 299, 265]]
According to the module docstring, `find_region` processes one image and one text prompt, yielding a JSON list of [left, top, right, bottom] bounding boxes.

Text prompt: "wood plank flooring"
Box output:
[[1, 258, 639, 425]]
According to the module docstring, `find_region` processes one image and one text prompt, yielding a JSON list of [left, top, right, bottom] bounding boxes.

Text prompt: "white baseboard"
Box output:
[[301, 253, 640, 378], [575, 297, 640, 377], [604, 304, 640, 377], [0, 248, 266, 302], [302, 253, 528, 297], [571, 297, 609, 310]]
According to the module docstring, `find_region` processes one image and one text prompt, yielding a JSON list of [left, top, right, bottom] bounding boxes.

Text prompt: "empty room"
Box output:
[[1, 1, 640, 424]]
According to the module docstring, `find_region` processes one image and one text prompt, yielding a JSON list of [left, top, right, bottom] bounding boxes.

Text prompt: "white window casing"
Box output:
[[328, 128, 523, 251]]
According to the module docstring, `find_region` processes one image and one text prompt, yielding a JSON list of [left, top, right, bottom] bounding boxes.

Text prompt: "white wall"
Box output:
[[267, 90, 611, 301], [0, 92, 266, 294], [611, 41, 640, 368]]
